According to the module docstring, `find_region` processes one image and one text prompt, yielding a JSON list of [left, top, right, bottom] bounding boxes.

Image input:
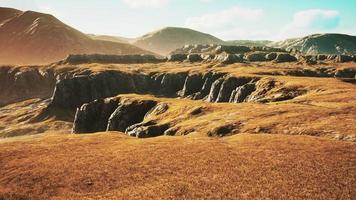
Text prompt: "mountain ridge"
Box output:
[[0, 7, 154, 65]]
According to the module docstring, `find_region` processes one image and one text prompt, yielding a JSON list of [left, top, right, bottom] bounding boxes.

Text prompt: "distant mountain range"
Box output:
[[0, 7, 355, 65], [269, 34, 356, 55], [0, 7, 153, 65]]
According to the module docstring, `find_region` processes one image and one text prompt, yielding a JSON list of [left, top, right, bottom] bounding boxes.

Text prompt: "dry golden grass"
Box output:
[[0, 98, 72, 137], [0, 133, 355, 199]]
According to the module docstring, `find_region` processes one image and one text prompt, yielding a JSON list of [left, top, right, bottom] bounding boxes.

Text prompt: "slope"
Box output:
[[0, 8, 154, 65]]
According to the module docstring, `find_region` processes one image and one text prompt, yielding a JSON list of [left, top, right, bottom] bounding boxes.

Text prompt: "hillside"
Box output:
[[88, 34, 133, 44], [0, 7, 154, 65], [133, 27, 224, 55], [225, 40, 272, 47], [270, 33, 356, 55]]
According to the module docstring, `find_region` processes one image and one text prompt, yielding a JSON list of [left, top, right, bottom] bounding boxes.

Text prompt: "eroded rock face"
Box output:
[[215, 45, 251, 54], [190, 72, 225, 100], [221, 54, 244, 64], [179, 74, 205, 97], [72, 98, 119, 134], [265, 53, 277, 61], [186, 54, 203, 62], [160, 72, 188, 96], [215, 77, 252, 102], [106, 100, 157, 132], [246, 52, 268, 62], [0, 67, 56, 106], [335, 68, 356, 78], [167, 54, 187, 62], [230, 83, 256, 103], [275, 53, 297, 63], [336, 55, 354, 63], [49, 71, 138, 109], [206, 78, 225, 102]]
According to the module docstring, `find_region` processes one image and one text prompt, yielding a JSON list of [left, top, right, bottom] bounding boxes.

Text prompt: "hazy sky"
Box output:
[[1, 0, 355, 40]]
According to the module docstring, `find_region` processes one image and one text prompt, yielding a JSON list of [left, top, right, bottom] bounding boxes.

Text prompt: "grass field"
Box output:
[[0, 133, 355, 199]]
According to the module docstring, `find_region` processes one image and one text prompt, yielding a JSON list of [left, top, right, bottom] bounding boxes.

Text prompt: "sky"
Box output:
[[1, 0, 355, 41]]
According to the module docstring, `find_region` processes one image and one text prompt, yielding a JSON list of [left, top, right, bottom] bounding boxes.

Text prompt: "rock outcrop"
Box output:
[[186, 54, 203, 62], [126, 121, 170, 138], [206, 78, 225, 102], [0, 67, 56, 106], [178, 74, 205, 97], [215, 45, 251, 54], [159, 72, 188, 96], [49, 71, 138, 109], [72, 97, 171, 137], [229, 83, 256, 103], [215, 77, 252, 102], [167, 54, 187, 62], [106, 100, 157, 132], [335, 55, 354, 63], [334, 68, 356, 78], [246, 52, 268, 62], [275, 53, 298, 63], [72, 98, 119, 133]]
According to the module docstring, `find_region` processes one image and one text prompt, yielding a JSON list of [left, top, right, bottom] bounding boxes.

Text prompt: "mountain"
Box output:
[[0, 7, 154, 65], [133, 27, 224, 55], [88, 34, 134, 44], [225, 40, 272, 47], [269, 33, 356, 55]]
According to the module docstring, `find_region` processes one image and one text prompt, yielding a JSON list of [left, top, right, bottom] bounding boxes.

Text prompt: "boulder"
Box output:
[[167, 54, 187, 62], [334, 68, 356, 78], [215, 77, 252, 102], [317, 54, 327, 61], [106, 100, 157, 132], [246, 52, 268, 62], [265, 52, 277, 61], [229, 83, 256, 103], [275, 53, 297, 63], [207, 124, 239, 137], [336, 55, 354, 63], [145, 103, 169, 118], [126, 121, 170, 138], [72, 98, 119, 134], [186, 54, 203, 62]]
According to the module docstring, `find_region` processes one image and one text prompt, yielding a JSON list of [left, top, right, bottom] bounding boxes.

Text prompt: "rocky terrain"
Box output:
[[0, 47, 355, 199], [1, 49, 355, 139], [0, 7, 153, 65]]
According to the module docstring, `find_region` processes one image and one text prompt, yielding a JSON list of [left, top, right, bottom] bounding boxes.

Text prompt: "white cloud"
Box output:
[[279, 9, 341, 38], [185, 6, 265, 40], [186, 6, 263, 30], [122, 0, 170, 8]]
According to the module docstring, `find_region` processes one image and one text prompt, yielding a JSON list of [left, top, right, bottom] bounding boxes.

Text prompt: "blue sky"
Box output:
[[1, 0, 355, 40]]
